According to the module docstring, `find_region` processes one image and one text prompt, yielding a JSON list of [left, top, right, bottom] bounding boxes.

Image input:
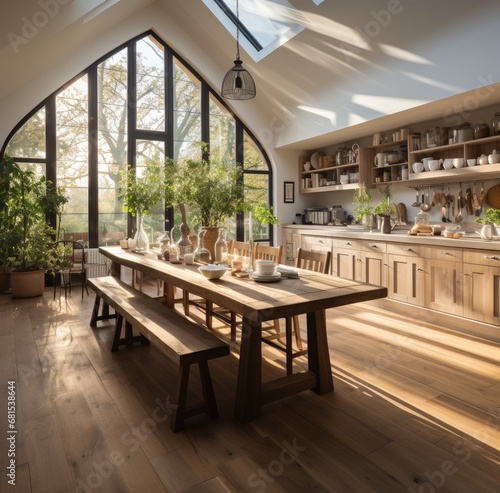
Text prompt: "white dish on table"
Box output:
[[251, 272, 282, 283], [198, 265, 227, 280]]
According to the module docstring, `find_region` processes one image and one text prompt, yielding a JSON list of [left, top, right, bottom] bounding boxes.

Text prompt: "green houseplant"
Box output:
[[164, 148, 248, 258], [118, 162, 165, 252], [353, 183, 373, 227], [0, 155, 68, 297], [373, 186, 397, 234]]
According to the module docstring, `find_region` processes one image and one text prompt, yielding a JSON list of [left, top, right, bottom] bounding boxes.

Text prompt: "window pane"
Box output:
[[136, 139, 166, 243], [5, 108, 46, 159], [244, 132, 268, 171], [98, 49, 128, 246], [173, 59, 201, 163], [56, 75, 89, 241], [136, 36, 165, 131], [209, 94, 236, 166]]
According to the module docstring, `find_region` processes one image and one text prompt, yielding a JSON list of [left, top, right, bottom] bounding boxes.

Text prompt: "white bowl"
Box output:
[[442, 159, 454, 169], [428, 159, 441, 171], [198, 265, 227, 280], [412, 162, 424, 173], [452, 158, 465, 168], [467, 159, 477, 167], [488, 153, 500, 164], [255, 260, 277, 275]]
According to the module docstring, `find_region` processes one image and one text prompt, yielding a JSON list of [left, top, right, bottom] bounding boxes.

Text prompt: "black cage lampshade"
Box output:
[[221, 58, 256, 100], [221, 0, 256, 100]]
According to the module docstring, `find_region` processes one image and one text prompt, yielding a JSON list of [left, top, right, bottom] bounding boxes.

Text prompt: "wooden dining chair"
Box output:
[[227, 243, 283, 341], [261, 248, 331, 375]]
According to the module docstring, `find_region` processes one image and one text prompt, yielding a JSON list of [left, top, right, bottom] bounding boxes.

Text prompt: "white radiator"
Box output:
[[86, 249, 111, 278]]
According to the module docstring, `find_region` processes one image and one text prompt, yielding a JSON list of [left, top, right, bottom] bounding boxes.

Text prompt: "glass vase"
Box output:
[[214, 227, 228, 264], [194, 228, 211, 264], [133, 211, 149, 252]]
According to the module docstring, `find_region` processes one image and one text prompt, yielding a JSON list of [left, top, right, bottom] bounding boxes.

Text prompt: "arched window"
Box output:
[[1, 31, 273, 248]]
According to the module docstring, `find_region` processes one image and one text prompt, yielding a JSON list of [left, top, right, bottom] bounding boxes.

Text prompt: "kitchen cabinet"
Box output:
[[331, 238, 361, 281], [408, 134, 500, 184], [421, 246, 463, 315], [359, 240, 387, 286], [387, 243, 425, 305], [462, 249, 500, 324]]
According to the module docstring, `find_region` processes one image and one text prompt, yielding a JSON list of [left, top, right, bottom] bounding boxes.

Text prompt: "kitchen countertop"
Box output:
[[283, 224, 500, 251]]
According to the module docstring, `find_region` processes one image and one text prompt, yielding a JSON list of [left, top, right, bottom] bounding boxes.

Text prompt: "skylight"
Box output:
[[203, 0, 313, 62]]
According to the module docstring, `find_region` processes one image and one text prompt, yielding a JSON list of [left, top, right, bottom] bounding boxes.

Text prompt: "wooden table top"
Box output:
[[99, 246, 388, 322]]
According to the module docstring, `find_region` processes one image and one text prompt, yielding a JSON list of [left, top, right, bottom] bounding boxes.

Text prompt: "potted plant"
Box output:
[[0, 155, 69, 297], [118, 162, 165, 252], [352, 183, 374, 228], [373, 186, 397, 234], [164, 147, 248, 258], [475, 207, 500, 239]]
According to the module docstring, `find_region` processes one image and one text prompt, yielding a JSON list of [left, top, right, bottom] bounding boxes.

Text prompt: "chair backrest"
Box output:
[[295, 248, 331, 274], [58, 240, 86, 266], [254, 244, 283, 264], [228, 240, 252, 258]]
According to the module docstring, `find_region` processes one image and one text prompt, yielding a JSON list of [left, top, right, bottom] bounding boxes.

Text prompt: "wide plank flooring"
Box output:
[[0, 282, 499, 493]]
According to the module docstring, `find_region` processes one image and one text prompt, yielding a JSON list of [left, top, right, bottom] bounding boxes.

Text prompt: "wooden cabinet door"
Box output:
[[387, 254, 424, 305], [360, 250, 387, 287], [462, 263, 500, 324], [423, 258, 463, 316], [332, 248, 358, 280]]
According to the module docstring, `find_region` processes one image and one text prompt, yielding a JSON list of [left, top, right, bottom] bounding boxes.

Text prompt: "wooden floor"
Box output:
[[1, 282, 499, 493]]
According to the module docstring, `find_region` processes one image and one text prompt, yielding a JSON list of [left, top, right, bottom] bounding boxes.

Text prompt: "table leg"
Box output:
[[234, 316, 262, 422], [306, 310, 334, 394], [163, 282, 176, 308]]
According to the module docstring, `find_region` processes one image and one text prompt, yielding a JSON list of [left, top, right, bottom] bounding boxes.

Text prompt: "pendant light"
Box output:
[[221, 0, 256, 100]]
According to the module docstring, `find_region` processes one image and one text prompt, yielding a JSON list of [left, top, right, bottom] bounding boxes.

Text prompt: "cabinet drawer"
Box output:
[[332, 238, 362, 250], [463, 249, 500, 267], [361, 240, 387, 253], [422, 246, 463, 262], [301, 235, 332, 252], [387, 242, 426, 257]]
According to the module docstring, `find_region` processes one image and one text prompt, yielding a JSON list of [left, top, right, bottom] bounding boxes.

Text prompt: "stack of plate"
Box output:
[[252, 260, 281, 282]]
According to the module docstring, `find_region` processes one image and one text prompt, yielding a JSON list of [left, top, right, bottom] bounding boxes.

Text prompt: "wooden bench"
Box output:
[[88, 276, 230, 432]]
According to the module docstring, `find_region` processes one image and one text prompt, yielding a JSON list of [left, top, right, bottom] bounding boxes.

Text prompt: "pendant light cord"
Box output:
[[235, 0, 240, 60]]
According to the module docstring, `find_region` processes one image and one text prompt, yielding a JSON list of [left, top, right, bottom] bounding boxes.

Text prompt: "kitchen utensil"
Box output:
[[455, 188, 464, 223], [466, 187, 474, 216], [420, 189, 431, 212], [397, 202, 407, 224], [412, 189, 420, 207], [473, 187, 480, 216], [479, 183, 485, 212]]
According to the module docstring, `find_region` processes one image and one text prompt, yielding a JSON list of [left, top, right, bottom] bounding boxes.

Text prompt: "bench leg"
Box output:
[[90, 295, 101, 326], [90, 294, 116, 327], [198, 361, 218, 418], [171, 365, 190, 432], [111, 315, 149, 352]]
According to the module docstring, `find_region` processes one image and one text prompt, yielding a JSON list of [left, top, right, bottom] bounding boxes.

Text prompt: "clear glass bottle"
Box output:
[[133, 211, 149, 253], [194, 228, 211, 264], [214, 227, 228, 264], [414, 210, 429, 226]]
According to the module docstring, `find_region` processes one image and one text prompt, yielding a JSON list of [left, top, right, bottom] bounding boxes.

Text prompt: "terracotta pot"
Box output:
[[0, 271, 11, 293], [10, 270, 45, 298]]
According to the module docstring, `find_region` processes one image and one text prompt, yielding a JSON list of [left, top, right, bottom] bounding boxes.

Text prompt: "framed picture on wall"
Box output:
[[284, 181, 295, 203]]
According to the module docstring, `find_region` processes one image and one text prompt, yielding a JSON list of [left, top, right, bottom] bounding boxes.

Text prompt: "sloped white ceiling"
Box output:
[[1, 0, 500, 153]]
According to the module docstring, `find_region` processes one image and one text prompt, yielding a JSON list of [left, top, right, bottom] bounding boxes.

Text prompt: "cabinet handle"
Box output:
[[416, 268, 424, 272], [484, 255, 500, 261], [369, 243, 378, 248], [346, 242, 351, 246], [404, 247, 413, 252], [441, 251, 452, 256], [356, 258, 362, 262]]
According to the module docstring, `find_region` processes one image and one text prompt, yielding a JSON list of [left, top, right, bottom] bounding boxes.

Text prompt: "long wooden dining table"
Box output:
[[98, 246, 388, 423]]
